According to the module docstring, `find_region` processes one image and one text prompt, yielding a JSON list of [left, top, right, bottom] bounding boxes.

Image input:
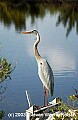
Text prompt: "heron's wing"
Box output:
[[38, 59, 54, 96]]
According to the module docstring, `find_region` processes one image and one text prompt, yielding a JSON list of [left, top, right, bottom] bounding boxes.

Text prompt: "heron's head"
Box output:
[[21, 30, 39, 35]]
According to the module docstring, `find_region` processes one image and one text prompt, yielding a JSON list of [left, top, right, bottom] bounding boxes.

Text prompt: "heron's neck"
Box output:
[[33, 33, 41, 61]]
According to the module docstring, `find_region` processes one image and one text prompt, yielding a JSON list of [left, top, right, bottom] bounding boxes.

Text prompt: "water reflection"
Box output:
[[0, 2, 26, 31], [56, 3, 78, 37], [50, 48, 76, 77], [0, 83, 7, 102], [0, 2, 78, 36]]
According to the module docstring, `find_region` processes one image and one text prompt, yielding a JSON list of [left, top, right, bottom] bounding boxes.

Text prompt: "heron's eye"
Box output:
[[40, 63, 42, 65]]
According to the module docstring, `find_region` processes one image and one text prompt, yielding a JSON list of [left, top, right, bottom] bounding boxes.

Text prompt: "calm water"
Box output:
[[0, 2, 78, 120]]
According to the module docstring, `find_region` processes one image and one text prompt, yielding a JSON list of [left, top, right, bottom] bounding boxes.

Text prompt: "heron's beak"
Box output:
[[21, 31, 32, 34]]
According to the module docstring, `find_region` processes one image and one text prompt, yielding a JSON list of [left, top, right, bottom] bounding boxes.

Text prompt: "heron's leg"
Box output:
[[44, 87, 48, 106], [46, 91, 48, 106], [44, 95, 45, 106], [45, 89, 48, 106], [44, 87, 46, 106]]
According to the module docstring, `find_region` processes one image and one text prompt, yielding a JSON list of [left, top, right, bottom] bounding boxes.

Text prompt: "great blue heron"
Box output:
[[22, 30, 54, 106]]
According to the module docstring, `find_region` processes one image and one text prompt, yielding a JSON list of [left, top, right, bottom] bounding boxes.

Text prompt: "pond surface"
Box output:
[[0, 2, 78, 120]]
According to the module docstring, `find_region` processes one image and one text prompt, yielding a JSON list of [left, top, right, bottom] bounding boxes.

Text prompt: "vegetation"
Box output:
[[0, 56, 16, 119], [0, 57, 15, 82], [0, 57, 15, 119], [0, 111, 4, 120], [51, 95, 78, 120]]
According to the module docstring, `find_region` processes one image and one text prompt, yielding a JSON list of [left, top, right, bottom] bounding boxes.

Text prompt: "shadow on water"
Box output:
[[0, 2, 78, 36]]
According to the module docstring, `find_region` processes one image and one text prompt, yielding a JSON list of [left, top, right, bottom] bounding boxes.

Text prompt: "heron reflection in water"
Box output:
[[22, 30, 54, 106]]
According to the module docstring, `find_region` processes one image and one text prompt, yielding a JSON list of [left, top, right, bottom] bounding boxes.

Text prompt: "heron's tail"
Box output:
[[50, 78, 54, 97]]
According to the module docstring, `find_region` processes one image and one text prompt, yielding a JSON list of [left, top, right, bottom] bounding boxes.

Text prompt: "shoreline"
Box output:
[[0, 0, 78, 6]]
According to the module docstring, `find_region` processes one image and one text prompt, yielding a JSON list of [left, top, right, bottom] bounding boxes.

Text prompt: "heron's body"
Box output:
[[22, 30, 54, 106], [38, 58, 54, 96]]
